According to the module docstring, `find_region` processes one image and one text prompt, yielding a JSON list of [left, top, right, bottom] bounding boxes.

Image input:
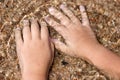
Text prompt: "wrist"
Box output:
[[22, 69, 48, 80], [81, 43, 111, 64], [22, 71, 47, 80], [77, 42, 101, 59], [81, 43, 120, 79], [83, 43, 104, 60]]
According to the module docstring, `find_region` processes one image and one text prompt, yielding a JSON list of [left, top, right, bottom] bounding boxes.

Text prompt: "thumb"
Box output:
[[50, 41, 54, 56], [52, 39, 71, 55]]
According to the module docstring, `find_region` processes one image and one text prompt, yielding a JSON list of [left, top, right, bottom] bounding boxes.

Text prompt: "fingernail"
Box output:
[[44, 15, 50, 22], [23, 20, 29, 25], [15, 27, 21, 31], [60, 4, 65, 9], [41, 21, 47, 26], [60, 4, 66, 9], [49, 7, 55, 14], [30, 17, 35, 22], [80, 5, 85, 12], [16, 27, 21, 30]]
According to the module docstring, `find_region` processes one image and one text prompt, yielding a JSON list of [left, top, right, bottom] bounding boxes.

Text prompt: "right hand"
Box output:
[[45, 4, 99, 58]]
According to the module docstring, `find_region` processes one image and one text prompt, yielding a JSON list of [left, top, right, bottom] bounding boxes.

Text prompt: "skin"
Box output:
[[15, 4, 120, 80], [15, 19, 54, 80]]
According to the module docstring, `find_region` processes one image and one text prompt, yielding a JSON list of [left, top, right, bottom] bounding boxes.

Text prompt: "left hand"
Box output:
[[15, 19, 54, 78]]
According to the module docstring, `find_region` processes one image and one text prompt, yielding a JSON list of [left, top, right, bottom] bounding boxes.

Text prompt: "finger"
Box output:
[[50, 41, 54, 58], [40, 21, 49, 40], [80, 5, 90, 26], [15, 28, 23, 52], [52, 39, 71, 54], [31, 19, 40, 39], [15, 28, 24, 71], [47, 41, 55, 66], [51, 42, 54, 54], [60, 4, 80, 24], [17, 54, 23, 71], [44, 15, 65, 35], [23, 20, 31, 42], [49, 7, 71, 26]]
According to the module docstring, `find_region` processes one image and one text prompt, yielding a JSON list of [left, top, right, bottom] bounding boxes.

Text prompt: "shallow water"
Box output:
[[0, 0, 120, 80]]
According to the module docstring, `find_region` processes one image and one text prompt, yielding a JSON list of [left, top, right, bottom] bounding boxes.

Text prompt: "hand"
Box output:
[[15, 19, 54, 79], [44, 4, 120, 79], [45, 4, 99, 58]]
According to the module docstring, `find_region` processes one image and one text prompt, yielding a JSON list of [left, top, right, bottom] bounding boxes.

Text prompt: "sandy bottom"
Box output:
[[0, 0, 120, 80]]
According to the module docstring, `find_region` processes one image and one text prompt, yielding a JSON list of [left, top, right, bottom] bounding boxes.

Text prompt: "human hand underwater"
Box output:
[[45, 4, 99, 58], [15, 19, 54, 80], [45, 4, 120, 79]]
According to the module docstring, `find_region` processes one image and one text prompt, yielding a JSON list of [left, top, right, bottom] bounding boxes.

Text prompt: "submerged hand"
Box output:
[[45, 4, 98, 58], [15, 19, 54, 80]]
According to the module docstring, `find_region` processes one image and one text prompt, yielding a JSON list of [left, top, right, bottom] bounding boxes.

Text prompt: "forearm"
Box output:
[[83, 44, 120, 79]]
